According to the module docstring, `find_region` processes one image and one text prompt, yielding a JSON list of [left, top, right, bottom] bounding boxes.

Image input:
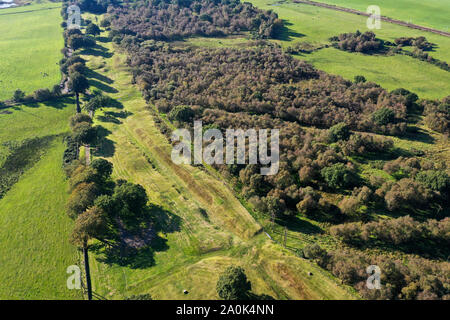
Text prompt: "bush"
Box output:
[[372, 107, 395, 125], [321, 163, 359, 189], [216, 266, 251, 300], [328, 122, 350, 142], [33, 88, 53, 102], [415, 170, 449, 193], [12, 89, 25, 102], [354, 75, 366, 83], [168, 105, 195, 122], [86, 23, 101, 36]]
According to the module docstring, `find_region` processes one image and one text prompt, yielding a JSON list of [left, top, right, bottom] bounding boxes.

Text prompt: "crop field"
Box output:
[[78, 24, 357, 299], [311, 0, 450, 32], [0, 2, 63, 100], [249, 0, 450, 99]]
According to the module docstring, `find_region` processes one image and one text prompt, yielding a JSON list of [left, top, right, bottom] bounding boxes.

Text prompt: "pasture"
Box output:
[[0, 2, 63, 100], [249, 0, 450, 99], [0, 139, 81, 299], [310, 0, 450, 32]]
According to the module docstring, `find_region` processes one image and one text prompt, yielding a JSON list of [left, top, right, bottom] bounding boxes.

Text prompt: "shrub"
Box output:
[[321, 163, 359, 189], [216, 266, 251, 300], [372, 107, 395, 125], [328, 122, 351, 142], [168, 105, 195, 122]]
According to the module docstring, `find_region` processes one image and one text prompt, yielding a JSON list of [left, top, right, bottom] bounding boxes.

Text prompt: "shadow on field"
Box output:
[[274, 20, 305, 41], [93, 204, 182, 269], [79, 44, 113, 58], [94, 125, 116, 157], [275, 215, 323, 235], [84, 68, 114, 84], [97, 110, 133, 124], [88, 79, 118, 94]]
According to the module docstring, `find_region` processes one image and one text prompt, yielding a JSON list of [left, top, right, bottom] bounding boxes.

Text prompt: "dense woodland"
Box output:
[[107, 0, 283, 40], [101, 0, 450, 299]]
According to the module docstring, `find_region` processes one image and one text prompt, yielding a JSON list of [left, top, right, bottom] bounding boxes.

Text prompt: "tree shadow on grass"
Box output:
[[85, 68, 114, 84], [41, 96, 76, 109], [96, 110, 132, 125], [96, 36, 110, 43], [402, 126, 435, 144], [273, 20, 306, 41], [94, 125, 115, 157], [275, 215, 323, 235], [79, 44, 113, 58], [93, 205, 182, 269], [88, 79, 118, 94], [97, 115, 122, 124]]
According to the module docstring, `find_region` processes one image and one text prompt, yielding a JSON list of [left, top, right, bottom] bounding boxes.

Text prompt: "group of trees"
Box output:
[[330, 31, 385, 54], [61, 0, 115, 20], [125, 42, 408, 135], [304, 244, 450, 300], [332, 31, 449, 72], [394, 36, 434, 51], [422, 96, 450, 134], [109, 35, 443, 223], [330, 216, 449, 250], [8, 85, 62, 105], [107, 0, 283, 41]]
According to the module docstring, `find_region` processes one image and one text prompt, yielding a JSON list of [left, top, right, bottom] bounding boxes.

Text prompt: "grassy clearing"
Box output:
[[0, 1, 63, 100], [0, 139, 81, 299], [249, 0, 450, 99], [311, 0, 450, 32], [79, 22, 357, 299]]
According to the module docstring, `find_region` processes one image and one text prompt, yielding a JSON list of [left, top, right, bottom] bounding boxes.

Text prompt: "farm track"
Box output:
[[292, 0, 450, 37]]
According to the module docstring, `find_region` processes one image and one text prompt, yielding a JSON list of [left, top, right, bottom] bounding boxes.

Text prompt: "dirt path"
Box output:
[[292, 0, 450, 37]]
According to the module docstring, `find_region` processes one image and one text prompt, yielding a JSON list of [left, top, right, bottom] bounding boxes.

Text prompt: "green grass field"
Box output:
[[0, 2, 63, 100], [312, 0, 450, 32], [0, 98, 78, 299], [0, 138, 81, 299], [249, 0, 450, 99], [0, 1, 79, 298]]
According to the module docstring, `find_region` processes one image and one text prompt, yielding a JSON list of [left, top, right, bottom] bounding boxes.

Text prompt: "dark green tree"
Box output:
[[12, 89, 25, 103], [321, 163, 358, 189], [68, 72, 90, 113], [216, 266, 252, 300], [328, 122, 351, 142], [86, 23, 101, 36], [372, 107, 395, 126]]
